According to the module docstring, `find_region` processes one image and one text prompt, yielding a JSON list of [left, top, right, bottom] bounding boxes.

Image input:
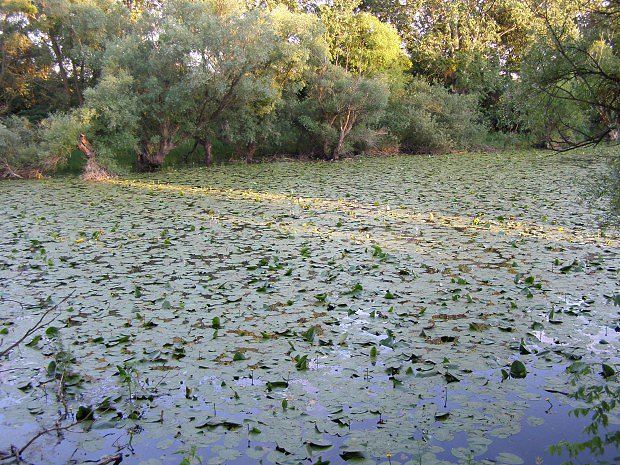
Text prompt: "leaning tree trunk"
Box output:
[[598, 108, 619, 143], [77, 134, 110, 181]]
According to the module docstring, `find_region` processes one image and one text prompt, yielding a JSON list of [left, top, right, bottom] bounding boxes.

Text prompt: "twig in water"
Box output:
[[0, 293, 74, 358], [0, 420, 83, 462], [84, 453, 123, 465]]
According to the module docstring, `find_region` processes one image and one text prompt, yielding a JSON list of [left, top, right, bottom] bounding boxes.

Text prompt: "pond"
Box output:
[[0, 150, 618, 465]]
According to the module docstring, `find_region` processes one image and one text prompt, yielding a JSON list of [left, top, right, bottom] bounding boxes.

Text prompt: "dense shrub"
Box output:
[[0, 117, 44, 178], [385, 78, 488, 153]]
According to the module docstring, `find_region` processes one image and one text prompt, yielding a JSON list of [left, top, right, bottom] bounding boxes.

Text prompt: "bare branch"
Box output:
[[0, 418, 88, 463], [0, 292, 74, 358]]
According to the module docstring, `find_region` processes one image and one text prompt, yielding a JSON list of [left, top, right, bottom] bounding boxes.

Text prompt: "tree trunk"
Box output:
[[50, 37, 72, 106], [183, 140, 200, 164], [137, 123, 177, 171], [245, 142, 256, 164], [137, 140, 173, 171], [332, 130, 346, 161], [598, 108, 619, 142], [323, 137, 331, 160], [200, 139, 213, 166], [71, 59, 84, 106], [332, 111, 355, 161], [77, 134, 110, 181]]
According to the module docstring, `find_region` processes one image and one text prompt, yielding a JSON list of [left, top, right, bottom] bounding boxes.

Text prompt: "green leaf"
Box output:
[[344, 283, 363, 295], [601, 364, 615, 379], [26, 335, 42, 347], [519, 339, 531, 355], [45, 326, 60, 337], [340, 451, 365, 461], [76, 405, 94, 422], [47, 360, 57, 376], [295, 354, 309, 370], [510, 360, 527, 379], [314, 293, 327, 302], [302, 326, 317, 343], [266, 381, 289, 391]]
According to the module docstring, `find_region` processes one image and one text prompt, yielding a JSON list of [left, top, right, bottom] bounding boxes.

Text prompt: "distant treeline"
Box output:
[[1, 0, 618, 178]]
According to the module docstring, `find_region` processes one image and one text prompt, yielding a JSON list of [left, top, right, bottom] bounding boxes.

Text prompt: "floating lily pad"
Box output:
[[509, 360, 527, 379]]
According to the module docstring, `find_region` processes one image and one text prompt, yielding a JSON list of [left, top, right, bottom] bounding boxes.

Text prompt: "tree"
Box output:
[[1, 1, 54, 117], [358, 0, 423, 50], [319, 0, 410, 75], [0, 108, 107, 180], [520, 0, 619, 148], [249, 0, 316, 13], [384, 76, 487, 153], [0, 116, 41, 178], [1, 0, 131, 118], [87, 7, 191, 170], [298, 64, 388, 160], [357, 0, 546, 132], [171, 2, 323, 165], [80, 0, 327, 170], [217, 6, 327, 163]]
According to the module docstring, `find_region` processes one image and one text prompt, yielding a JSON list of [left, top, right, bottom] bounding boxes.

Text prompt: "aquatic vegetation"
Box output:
[[0, 151, 618, 464]]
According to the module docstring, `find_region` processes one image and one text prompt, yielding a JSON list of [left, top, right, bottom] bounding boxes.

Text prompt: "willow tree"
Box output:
[[297, 64, 388, 160], [0, 0, 130, 116], [78, 0, 327, 169], [215, 6, 327, 163], [520, 0, 619, 148], [174, 2, 325, 165]]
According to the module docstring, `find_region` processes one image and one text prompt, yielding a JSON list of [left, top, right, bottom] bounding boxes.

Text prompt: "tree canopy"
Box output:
[[0, 0, 618, 179]]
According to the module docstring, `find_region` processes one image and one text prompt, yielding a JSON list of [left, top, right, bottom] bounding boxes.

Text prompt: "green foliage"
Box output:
[[1, 0, 619, 198], [75, 0, 329, 169], [319, 1, 410, 75], [38, 111, 87, 170], [0, 116, 40, 177], [0, 112, 89, 177], [518, 1, 620, 149], [550, 361, 619, 464], [0, 0, 130, 116], [509, 360, 527, 379], [295, 64, 388, 159], [385, 78, 487, 153], [403, 0, 537, 90], [211, 5, 327, 160], [175, 445, 203, 465]]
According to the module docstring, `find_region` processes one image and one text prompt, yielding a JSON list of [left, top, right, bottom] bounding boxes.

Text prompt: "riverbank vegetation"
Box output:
[[1, 1, 618, 180]]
